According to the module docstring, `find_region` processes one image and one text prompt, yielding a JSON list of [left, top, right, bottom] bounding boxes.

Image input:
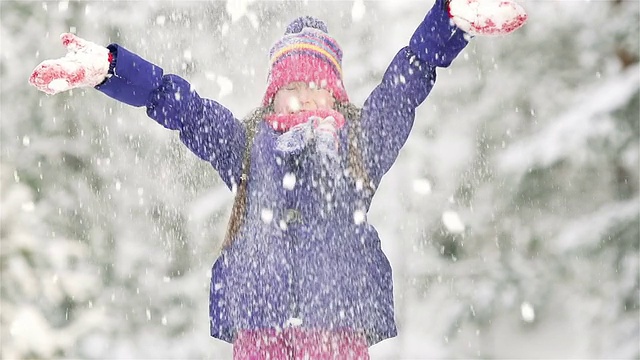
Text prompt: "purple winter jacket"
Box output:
[[96, 1, 467, 346]]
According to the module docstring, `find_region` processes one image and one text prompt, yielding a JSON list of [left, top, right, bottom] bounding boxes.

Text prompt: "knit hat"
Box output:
[[262, 16, 349, 107]]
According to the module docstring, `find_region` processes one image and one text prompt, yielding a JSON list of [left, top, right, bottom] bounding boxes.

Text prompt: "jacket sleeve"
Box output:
[[359, 0, 468, 186], [95, 44, 245, 190]]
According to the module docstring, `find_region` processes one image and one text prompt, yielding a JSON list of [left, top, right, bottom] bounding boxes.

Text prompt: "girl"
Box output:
[[29, 0, 526, 358]]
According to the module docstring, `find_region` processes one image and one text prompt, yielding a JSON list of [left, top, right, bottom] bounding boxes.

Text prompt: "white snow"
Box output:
[[351, 0, 366, 22], [225, 0, 254, 23], [520, 301, 535, 323], [260, 208, 273, 224], [57, 1, 68, 12], [282, 172, 296, 190], [10, 307, 56, 358], [155, 15, 166, 26], [412, 178, 432, 195], [287, 97, 302, 113], [442, 210, 465, 234], [216, 75, 233, 99], [48, 78, 70, 92], [353, 209, 366, 225]]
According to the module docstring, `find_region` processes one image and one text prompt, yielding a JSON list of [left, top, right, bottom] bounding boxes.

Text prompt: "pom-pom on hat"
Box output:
[[262, 16, 349, 107]]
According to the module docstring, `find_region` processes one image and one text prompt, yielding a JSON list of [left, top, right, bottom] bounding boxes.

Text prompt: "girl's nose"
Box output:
[[297, 87, 312, 103]]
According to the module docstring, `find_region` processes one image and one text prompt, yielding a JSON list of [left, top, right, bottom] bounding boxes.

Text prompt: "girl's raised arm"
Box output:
[[29, 34, 246, 190], [358, 0, 526, 185]]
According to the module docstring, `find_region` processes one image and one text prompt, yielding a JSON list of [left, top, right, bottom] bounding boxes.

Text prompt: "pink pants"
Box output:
[[233, 328, 370, 360]]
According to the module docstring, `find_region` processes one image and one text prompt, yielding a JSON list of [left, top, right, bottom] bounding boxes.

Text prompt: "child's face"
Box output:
[[273, 81, 335, 114]]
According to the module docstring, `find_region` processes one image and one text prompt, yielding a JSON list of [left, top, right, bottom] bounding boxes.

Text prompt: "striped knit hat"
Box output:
[[262, 16, 349, 107]]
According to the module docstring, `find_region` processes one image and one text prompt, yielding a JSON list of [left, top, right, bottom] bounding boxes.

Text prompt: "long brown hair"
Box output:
[[219, 103, 372, 252]]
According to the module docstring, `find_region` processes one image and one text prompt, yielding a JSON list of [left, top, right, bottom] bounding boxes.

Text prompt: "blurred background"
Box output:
[[1, 1, 638, 359]]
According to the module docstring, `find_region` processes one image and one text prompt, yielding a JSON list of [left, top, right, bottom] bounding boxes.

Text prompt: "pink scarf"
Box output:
[[264, 109, 346, 132]]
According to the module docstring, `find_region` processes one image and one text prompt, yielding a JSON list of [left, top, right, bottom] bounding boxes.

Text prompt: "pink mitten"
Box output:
[[29, 33, 110, 95], [448, 0, 528, 36]]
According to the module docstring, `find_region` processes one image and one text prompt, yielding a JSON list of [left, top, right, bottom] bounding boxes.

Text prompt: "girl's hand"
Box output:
[[449, 0, 528, 36], [29, 33, 111, 95], [275, 121, 314, 154], [310, 116, 342, 175], [275, 115, 340, 159], [311, 116, 340, 157]]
